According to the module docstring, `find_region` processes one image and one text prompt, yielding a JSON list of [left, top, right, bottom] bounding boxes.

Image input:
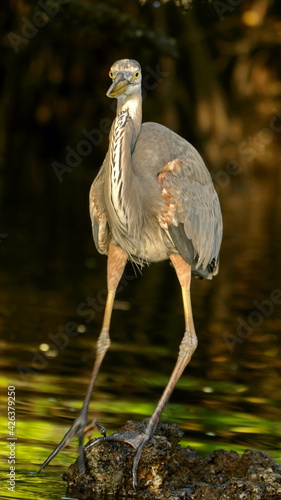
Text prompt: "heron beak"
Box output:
[[106, 73, 129, 98]]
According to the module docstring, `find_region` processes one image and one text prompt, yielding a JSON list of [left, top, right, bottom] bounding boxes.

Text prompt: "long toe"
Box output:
[[86, 431, 147, 451], [39, 411, 105, 473], [86, 430, 151, 487]]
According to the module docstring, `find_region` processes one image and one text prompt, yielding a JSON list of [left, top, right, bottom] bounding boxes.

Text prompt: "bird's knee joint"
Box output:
[[97, 328, 111, 354], [192, 335, 198, 352], [179, 331, 197, 356]]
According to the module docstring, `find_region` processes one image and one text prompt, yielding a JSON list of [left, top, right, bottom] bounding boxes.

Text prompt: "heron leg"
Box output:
[[39, 243, 127, 473], [89, 254, 197, 488]]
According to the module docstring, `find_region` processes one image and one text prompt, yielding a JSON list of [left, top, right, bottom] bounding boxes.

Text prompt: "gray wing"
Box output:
[[153, 129, 222, 278], [89, 160, 110, 255], [158, 151, 222, 278]]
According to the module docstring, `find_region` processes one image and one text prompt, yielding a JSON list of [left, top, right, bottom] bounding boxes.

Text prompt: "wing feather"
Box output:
[[89, 163, 110, 255], [158, 151, 222, 278]]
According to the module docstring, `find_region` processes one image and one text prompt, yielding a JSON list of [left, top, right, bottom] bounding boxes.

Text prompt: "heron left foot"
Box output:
[[85, 430, 152, 488], [38, 409, 106, 475]]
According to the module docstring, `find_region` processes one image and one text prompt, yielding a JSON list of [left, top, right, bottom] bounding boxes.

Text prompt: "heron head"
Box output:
[[107, 59, 142, 99]]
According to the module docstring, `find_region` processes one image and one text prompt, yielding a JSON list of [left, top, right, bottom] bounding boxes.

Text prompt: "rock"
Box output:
[[64, 420, 281, 499]]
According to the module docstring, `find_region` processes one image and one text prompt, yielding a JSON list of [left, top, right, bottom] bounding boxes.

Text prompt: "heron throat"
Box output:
[[108, 100, 141, 233]]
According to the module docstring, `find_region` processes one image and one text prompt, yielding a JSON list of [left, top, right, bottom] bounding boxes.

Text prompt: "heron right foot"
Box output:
[[38, 408, 106, 475], [85, 429, 155, 488]]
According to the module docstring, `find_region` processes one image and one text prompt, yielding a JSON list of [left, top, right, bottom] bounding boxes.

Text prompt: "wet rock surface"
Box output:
[[65, 420, 281, 499]]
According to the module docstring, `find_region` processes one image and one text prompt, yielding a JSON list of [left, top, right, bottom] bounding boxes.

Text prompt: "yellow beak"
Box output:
[[106, 73, 129, 98]]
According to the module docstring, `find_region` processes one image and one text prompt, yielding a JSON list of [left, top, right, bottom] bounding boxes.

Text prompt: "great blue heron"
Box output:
[[40, 59, 222, 487]]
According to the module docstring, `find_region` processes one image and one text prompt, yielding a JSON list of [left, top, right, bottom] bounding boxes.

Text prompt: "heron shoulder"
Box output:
[[133, 122, 213, 186]]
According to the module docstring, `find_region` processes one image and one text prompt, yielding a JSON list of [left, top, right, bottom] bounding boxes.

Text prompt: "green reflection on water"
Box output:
[[1, 362, 280, 500]]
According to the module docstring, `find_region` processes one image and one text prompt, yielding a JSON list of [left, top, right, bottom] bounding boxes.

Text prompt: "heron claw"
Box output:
[[38, 409, 106, 475], [86, 431, 147, 450], [85, 431, 151, 488]]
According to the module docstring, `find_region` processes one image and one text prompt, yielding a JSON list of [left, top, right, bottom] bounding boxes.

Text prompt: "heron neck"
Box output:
[[116, 94, 142, 137], [106, 94, 142, 230]]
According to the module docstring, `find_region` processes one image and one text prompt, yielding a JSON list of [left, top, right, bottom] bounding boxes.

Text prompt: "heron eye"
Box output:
[[109, 70, 114, 79], [134, 71, 140, 79]]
